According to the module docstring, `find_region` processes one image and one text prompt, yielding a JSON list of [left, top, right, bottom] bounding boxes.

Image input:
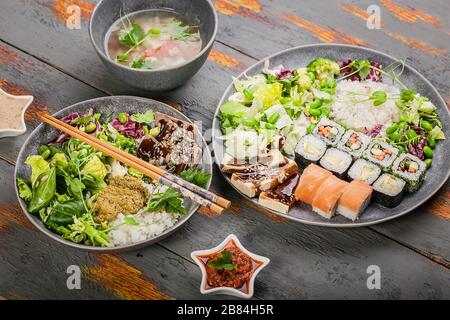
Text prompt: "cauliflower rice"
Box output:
[[331, 80, 400, 132]]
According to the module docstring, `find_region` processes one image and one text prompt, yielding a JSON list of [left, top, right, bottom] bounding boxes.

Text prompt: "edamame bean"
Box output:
[[85, 123, 97, 133], [243, 118, 256, 127], [391, 131, 401, 142], [268, 112, 280, 124], [427, 136, 436, 149], [423, 146, 433, 159], [309, 108, 321, 117], [118, 112, 128, 124], [424, 158, 432, 168], [421, 120, 432, 132], [321, 107, 330, 117], [407, 129, 417, 139], [265, 122, 276, 129], [386, 124, 398, 135], [310, 99, 322, 109]]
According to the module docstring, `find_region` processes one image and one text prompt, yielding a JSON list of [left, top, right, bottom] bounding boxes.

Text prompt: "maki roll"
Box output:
[[347, 159, 381, 185], [363, 141, 399, 170], [337, 180, 373, 221], [313, 118, 345, 146], [372, 174, 406, 208], [319, 148, 353, 178], [338, 130, 371, 158], [312, 175, 349, 219], [294, 164, 332, 205], [295, 134, 327, 167], [392, 153, 426, 192]]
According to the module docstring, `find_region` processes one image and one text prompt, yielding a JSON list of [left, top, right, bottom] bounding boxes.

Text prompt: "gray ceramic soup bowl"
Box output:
[[89, 0, 218, 92]]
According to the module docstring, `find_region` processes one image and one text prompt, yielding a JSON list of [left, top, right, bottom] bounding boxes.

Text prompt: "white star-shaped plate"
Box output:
[[0, 87, 33, 138], [191, 234, 270, 299]]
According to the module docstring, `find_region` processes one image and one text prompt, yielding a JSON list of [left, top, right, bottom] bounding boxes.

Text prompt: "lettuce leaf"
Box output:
[[25, 155, 50, 186], [81, 155, 108, 179], [253, 83, 283, 108], [429, 126, 445, 140]]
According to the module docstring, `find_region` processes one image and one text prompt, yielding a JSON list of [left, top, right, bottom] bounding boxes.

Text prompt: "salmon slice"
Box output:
[[294, 164, 332, 205], [311, 175, 349, 219], [337, 180, 373, 221]]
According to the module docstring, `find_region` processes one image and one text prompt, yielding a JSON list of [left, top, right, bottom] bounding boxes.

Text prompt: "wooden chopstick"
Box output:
[[41, 113, 230, 215]]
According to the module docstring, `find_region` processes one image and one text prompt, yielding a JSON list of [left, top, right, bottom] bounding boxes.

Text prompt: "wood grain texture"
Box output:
[[0, 0, 449, 299]]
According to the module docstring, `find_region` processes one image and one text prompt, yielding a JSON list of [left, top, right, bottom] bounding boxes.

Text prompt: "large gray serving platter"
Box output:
[[212, 43, 450, 227], [15, 96, 212, 252]]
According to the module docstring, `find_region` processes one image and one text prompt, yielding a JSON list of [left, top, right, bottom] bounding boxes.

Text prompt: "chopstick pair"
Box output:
[[40, 113, 231, 215]]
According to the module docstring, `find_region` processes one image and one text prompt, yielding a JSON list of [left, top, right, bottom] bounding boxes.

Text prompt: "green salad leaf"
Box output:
[[81, 155, 108, 179], [130, 110, 154, 123], [17, 178, 32, 202], [47, 200, 87, 226], [180, 168, 211, 188], [429, 126, 445, 140], [29, 167, 56, 213], [25, 155, 50, 186], [146, 187, 187, 215], [207, 251, 236, 270]]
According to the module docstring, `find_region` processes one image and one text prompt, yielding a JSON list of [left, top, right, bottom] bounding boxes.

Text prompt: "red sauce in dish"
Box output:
[[199, 240, 263, 293]]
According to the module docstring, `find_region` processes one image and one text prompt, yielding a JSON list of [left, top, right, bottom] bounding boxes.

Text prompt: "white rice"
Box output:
[[331, 80, 400, 131], [107, 183, 180, 246]]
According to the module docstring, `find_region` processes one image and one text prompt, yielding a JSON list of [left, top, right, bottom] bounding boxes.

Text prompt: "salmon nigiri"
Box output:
[[337, 180, 373, 221], [294, 164, 332, 205], [311, 175, 349, 219]]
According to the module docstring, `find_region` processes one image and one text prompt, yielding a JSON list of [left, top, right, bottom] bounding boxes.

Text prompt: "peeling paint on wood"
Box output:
[[283, 15, 368, 46], [232, 0, 262, 13], [385, 31, 446, 56], [0, 203, 35, 230], [84, 254, 174, 300], [0, 45, 22, 67], [51, 0, 95, 23], [213, 0, 270, 24], [380, 0, 442, 26], [208, 50, 242, 68], [426, 190, 450, 220], [340, 3, 384, 26]]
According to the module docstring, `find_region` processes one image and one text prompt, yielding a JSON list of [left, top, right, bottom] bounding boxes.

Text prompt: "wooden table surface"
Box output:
[[0, 0, 449, 300]]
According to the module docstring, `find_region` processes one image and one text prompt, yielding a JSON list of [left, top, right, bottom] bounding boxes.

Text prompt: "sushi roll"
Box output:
[[372, 174, 406, 208], [294, 134, 327, 167], [347, 159, 381, 185], [313, 118, 345, 146], [338, 130, 371, 158], [311, 175, 349, 219], [363, 141, 399, 170], [294, 163, 332, 205], [337, 180, 373, 221], [392, 153, 426, 192], [319, 148, 353, 178]]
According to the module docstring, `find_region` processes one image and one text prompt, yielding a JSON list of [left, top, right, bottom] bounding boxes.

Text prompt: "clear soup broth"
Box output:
[[106, 10, 202, 70]]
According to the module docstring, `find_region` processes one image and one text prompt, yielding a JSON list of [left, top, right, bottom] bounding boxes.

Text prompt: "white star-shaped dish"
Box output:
[[191, 234, 270, 299], [0, 87, 33, 138]]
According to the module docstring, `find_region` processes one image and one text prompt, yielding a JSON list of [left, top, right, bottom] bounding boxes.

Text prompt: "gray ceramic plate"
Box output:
[[212, 44, 450, 227], [15, 96, 212, 252]]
